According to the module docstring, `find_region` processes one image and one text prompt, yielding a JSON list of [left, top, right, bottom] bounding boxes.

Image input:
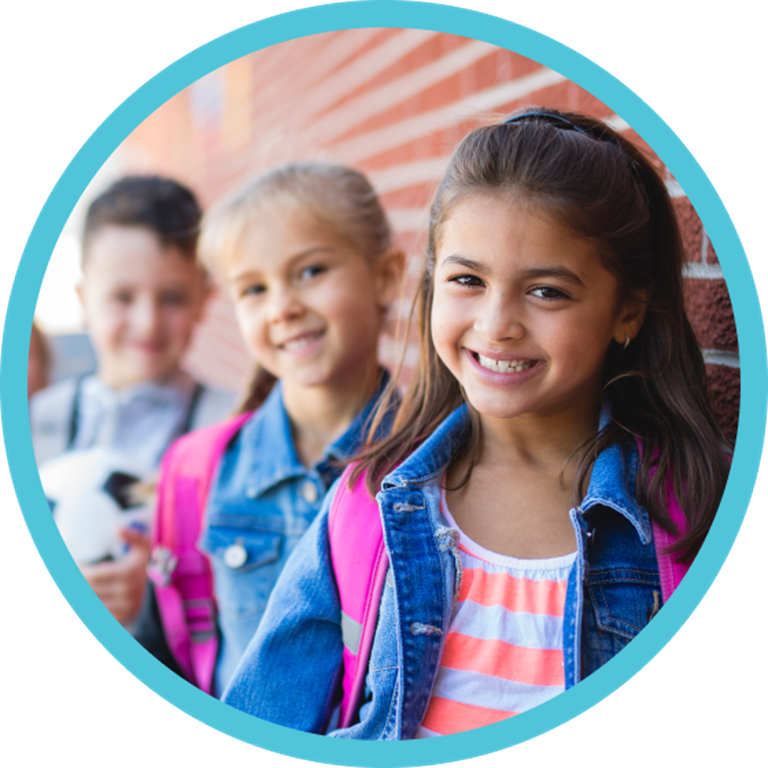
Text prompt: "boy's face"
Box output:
[[78, 225, 209, 389]]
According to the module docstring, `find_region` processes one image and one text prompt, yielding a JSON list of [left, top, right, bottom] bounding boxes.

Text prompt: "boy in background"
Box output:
[[30, 175, 234, 629]]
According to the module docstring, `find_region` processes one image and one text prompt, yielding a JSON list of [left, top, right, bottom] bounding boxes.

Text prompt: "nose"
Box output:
[[474, 290, 525, 342], [133, 295, 162, 335], [267, 283, 304, 324]]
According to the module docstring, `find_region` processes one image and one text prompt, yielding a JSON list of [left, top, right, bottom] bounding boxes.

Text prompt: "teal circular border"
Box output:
[[2, 2, 765, 765]]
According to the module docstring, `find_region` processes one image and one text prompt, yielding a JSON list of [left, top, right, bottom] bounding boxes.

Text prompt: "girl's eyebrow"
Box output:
[[441, 255, 488, 274], [440, 256, 585, 287], [519, 267, 585, 286], [228, 246, 335, 283], [290, 245, 335, 262]]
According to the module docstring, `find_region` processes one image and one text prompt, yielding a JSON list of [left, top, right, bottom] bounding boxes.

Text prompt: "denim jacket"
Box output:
[[201, 373, 390, 694], [223, 404, 663, 738]]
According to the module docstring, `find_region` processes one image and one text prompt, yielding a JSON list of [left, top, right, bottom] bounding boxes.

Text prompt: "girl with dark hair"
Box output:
[[222, 109, 731, 738]]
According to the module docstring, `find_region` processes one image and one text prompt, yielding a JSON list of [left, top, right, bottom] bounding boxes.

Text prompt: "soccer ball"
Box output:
[[39, 447, 154, 565]]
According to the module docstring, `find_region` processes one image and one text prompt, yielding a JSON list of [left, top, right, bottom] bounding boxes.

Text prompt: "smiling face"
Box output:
[[431, 194, 643, 428], [79, 225, 208, 389], [224, 211, 397, 402]]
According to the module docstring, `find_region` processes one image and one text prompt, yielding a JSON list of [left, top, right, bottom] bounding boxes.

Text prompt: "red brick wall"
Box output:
[[120, 29, 739, 441]]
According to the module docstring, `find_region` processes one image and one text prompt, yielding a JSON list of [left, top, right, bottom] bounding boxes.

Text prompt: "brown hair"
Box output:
[[356, 108, 731, 562], [199, 161, 394, 413], [82, 175, 201, 267]]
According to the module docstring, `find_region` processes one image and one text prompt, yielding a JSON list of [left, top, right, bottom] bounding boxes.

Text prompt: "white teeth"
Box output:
[[477, 353, 535, 373], [281, 332, 322, 351]]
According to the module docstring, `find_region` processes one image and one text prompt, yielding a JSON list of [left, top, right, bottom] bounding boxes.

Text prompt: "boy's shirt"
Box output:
[[30, 371, 235, 469]]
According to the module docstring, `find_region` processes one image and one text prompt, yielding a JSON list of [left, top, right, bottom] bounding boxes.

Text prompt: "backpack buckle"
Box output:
[[186, 598, 217, 642], [148, 545, 178, 587]]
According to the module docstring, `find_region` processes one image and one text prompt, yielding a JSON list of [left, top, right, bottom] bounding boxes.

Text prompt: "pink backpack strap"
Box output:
[[328, 464, 389, 730], [636, 439, 690, 604], [651, 473, 690, 604], [148, 412, 252, 692]]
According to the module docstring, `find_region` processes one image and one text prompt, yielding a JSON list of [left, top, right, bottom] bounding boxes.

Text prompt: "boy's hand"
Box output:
[[80, 527, 151, 625]]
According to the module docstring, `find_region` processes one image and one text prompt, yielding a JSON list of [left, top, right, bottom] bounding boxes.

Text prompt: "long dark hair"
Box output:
[[356, 108, 731, 563]]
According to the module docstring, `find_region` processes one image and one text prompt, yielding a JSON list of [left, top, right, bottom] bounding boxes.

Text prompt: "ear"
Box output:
[[195, 270, 216, 322], [613, 289, 648, 346], [75, 279, 89, 327], [373, 247, 406, 311]]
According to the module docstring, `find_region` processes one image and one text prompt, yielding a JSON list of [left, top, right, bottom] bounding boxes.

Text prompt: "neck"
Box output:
[[282, 359, 381, 467], [477, 400, 602, 471], [97, 365, 182, 391]]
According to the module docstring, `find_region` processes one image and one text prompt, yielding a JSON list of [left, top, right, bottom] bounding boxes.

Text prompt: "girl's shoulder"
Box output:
[[162, 410, 254, 478]]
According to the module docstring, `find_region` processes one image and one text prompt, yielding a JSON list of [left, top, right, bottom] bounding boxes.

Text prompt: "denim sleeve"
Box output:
[[221, 485, 343, 733]]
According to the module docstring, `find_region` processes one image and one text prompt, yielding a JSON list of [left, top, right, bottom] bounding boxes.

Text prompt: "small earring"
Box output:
[[623, 334, 631, 350]]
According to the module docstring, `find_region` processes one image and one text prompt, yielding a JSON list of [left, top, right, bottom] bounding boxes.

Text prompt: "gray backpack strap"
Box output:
[[29, 377, 83, 466], [188, 386, 236, 432], [66, 376, 85, 447]]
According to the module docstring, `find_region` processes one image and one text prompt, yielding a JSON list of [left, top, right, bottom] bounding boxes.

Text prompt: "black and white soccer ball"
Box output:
[[39, 448, 154, 565]]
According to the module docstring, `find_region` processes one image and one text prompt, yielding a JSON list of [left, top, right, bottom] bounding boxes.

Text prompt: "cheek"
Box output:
[[235, 305, 268, 350], [430, 294, 462, 355], [326, 279, 383, 333], [91, 306, 125, 340], [166, 307, 199, 337]]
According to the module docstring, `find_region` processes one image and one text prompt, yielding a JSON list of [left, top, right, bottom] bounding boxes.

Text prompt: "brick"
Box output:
[[683, 279, 737, 351], [705, 364, 740, 445], [673, 197, 705, 263], [380, 182, 438, 211]]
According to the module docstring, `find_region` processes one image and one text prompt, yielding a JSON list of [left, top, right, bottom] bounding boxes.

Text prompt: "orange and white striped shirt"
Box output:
[[416, 492, 576, 738]]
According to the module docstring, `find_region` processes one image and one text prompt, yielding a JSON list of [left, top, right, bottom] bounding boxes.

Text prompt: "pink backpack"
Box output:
[[148, 413, 252, 694], [149, 419, 689, 718], [325, 461, 691, 729]]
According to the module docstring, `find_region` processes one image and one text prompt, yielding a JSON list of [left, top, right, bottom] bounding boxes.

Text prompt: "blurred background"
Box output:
[[34, 28, 739, 441]]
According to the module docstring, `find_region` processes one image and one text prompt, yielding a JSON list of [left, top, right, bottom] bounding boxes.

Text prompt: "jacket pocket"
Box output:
[[581, 566, 661, 675], [200, 524, 284, 621]]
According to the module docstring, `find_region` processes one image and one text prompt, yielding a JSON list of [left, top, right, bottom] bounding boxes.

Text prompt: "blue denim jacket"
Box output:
[[223, 404, 663, 738], [201, 373, 390, 695]]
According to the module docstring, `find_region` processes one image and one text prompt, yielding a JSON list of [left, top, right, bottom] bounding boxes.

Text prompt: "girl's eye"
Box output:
[[242, 283, 266, 297], [449, 274, 484, 288], [112, 291, 133, 304], [298, 264, 326, 281], [530, 285, 568, 300]]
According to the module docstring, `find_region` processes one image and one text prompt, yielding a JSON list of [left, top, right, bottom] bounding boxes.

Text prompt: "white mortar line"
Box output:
[[702, 349, 740, 368]]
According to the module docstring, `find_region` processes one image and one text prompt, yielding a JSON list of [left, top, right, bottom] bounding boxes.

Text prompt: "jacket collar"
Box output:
[[579, 408, 651, 544], [382, 404, 471, 489], [383, 403, 651, 544], [242, 370, 391, 499]]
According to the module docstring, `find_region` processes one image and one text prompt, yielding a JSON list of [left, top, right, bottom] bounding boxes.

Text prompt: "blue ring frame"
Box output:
[[2, 2, 764, 765]]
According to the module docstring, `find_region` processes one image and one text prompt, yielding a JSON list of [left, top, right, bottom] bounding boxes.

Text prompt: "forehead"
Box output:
[[83, 225, 200, 284], [226, 211, 353, 274], [437, 194, 603, 276]]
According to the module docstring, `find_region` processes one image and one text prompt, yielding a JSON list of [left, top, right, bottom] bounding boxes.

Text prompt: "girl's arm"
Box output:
[[221, 485, 344, 733]]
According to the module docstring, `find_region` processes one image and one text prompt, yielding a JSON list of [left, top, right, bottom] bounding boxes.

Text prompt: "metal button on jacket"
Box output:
[[224, 541, 248, 569], [301, 481, 318, 504]]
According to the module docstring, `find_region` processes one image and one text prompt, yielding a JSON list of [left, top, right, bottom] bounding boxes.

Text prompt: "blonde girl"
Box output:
[[140, 162, 403, 695]]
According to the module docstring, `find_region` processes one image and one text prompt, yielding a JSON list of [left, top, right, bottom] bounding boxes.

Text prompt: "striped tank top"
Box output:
[[416, 490, 576, 738]]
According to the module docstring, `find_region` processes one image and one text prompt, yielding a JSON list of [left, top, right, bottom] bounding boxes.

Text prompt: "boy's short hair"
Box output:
[[82, 175, 201, 267]]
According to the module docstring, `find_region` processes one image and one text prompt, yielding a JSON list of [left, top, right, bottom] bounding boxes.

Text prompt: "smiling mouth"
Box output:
[[474, 352, 537, 373], [133, 340, 166, 353], [278, 330, 325, 352]]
